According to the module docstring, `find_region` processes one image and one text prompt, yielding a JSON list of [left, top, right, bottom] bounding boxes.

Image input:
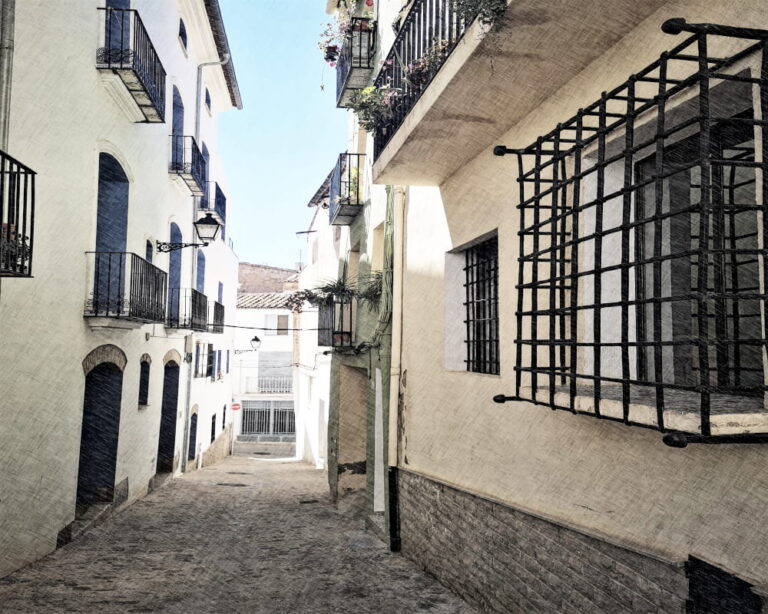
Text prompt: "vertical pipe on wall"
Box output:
[[0, 0, 14, 150]]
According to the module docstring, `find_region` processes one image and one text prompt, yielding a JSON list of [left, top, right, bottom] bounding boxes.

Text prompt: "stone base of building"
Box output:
[[397, 469, 765, 613], [202, 424, 234, 468]]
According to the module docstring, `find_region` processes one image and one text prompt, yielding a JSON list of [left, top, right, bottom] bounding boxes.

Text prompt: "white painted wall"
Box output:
[[0, 0, 239, 577]]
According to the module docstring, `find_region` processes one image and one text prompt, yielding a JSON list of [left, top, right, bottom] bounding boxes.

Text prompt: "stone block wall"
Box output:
[[398, 469, 689, 613], [201, 424, 233, 468]]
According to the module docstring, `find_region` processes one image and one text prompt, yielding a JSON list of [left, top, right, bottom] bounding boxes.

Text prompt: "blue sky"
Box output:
[[218, 0, 346, 270]]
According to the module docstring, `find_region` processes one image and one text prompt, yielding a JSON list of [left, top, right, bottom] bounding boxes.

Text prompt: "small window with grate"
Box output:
[[463, 236, 500, 375], [138, 359, 150, 406]]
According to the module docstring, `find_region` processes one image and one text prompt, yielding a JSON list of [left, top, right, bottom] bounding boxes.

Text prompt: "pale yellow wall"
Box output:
[[399, 0, 768, 586]]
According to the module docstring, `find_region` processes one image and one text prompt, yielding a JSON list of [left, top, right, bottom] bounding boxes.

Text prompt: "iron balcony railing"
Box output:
[[493, 19, 768, 447], [336, 17, 377, 108], [96, 7, 166, 122], [167, 288, 208, 331], [169, 135, 207, 196], [84, 252, 167, 322], [196, 181, 227, 225], [0, 150, 35, 277], [329, 153, 365, 225], [373, 0, 473, 158], [258, 376, 293, 394], [210, 300, 225, 333], [318, 295, 354, 348]]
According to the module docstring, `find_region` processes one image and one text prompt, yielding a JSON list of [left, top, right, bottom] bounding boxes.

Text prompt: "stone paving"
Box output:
[[0, 444, 476, 614]]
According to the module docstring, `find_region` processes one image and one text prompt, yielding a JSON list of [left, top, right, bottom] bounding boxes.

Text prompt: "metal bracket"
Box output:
[[156, 240, 207, 253]]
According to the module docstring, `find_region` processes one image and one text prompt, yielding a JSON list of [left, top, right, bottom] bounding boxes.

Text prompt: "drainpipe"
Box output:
[[0, 0, 16, 150], [387, 185, 406, 552], [194, 54, 229, 142], [181, 54, 230, 471]]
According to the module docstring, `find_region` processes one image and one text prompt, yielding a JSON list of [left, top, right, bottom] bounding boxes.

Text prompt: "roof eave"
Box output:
[[203, 0, 243, 110]]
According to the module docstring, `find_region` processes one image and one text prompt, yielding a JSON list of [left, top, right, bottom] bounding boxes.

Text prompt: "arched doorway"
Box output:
[[188, 412, 198, 461], [77, 362, 124, 505], [156, 361, 179, 473]]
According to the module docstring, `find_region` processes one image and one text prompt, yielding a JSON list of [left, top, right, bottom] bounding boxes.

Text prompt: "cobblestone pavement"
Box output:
[[0, 445, 475, 614]]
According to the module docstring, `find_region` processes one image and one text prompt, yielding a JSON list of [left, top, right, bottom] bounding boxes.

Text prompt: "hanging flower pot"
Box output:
[[324, 45, 339, 62]]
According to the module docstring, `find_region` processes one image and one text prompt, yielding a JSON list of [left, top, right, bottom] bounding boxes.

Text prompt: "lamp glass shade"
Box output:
[[250, 335, 262, 350], [194, 213, 220, 243]]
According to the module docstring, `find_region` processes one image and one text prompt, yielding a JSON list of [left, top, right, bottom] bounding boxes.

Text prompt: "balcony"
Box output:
[[96, 8, 166, 123], [0, 150, 35, 277], [84, 252, 167, 325], [371, 0, 668, 185], [329, 153, 365, 225], [166, 288, 208, 332], [336, 18, 377, 108], [195, 181, 227, 225], [169, 135, 207, 196], [318, 296, 354, 348], [209, 301, 224, 334], [246, 376, 293, 394]]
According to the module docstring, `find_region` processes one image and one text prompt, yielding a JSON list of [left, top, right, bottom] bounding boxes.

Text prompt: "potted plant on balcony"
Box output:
[[403, 39, 450, 90], [452, 0, 508, 29], [318, 20, 349, 64], [348, 84, 401, 132]]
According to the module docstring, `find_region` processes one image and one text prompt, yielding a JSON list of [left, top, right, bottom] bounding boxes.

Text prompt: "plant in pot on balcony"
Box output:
[[452, 0, 508, 29], [318, 20, 349, 64], [403, 38, 450, 90], [348, 84, 401, 132]]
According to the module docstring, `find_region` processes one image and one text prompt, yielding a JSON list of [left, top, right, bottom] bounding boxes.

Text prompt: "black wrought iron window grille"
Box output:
[[464, 236, 500, 375], [494, 19, 768, 445], [0, 150, 35, 277], [209, 300, 225, 334]]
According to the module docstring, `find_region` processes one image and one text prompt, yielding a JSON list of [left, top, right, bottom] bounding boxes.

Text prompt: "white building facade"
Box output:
[[232, 293, 296, 444], [0, 0, 241, 577]]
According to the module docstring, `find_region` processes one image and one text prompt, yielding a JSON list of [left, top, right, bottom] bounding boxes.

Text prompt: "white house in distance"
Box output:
[[0, 0, 241, 577], [233, 291, 296, 446], [293, 177, 340, 470]]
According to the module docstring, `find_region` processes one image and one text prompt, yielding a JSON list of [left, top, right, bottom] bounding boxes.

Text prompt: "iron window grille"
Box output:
[[317, 295, 354, 348], [138, 360, 150, 406], [329, 153, 366, 225], [84, 252, 167, 323], [167, 288, 208, 332], [464, 236, 500, 375], [241, 400, 296, 436], [209, 300, 225, 334], [494, 19, 768, 446], [96, 8, 166, 123], [336, 17, 377, 108], [373, 0, 475, 159], [0, 150, 35, 277]]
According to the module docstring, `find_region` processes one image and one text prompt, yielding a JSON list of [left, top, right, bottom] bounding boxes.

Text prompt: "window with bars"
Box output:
[[463, 236, 500, 375], [138, 359, 150, 406], [494, 19, 768, 445]]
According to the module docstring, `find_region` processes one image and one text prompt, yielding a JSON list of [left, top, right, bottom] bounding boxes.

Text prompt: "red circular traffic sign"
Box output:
[[231, 403, 241, 411]]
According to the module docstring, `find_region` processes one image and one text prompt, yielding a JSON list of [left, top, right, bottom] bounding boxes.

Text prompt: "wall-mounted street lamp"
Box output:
[[234, 335, 261, 354], [156, 213, 221, 252]]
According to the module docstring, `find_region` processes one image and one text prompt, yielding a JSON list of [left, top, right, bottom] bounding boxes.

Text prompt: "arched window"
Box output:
[[178, 19, 187, 50], [145, 240, 153, 263], [196, 251, 205, 294], [205, 88, 211, 112], [171, 87, 184, 169], [217, 282, 223, 303], [138, 359, 150, 405], [167, 223, 183, 326], [96, 153, 129, 253]]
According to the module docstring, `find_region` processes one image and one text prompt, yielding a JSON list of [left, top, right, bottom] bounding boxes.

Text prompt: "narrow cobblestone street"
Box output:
[[0, 446, 474, 614]]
